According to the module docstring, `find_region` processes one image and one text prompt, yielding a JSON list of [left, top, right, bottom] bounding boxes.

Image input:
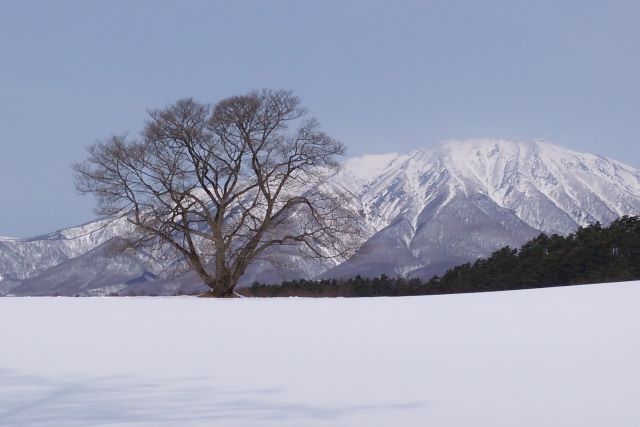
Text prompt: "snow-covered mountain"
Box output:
[[3, 139, 640, 295], [327, 138, 640, 279]]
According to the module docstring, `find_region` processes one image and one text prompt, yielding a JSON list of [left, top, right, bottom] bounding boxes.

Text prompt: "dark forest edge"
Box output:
[[238, 215, 640, 297]]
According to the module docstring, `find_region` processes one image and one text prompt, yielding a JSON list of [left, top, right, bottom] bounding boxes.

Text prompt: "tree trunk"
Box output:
[[216, 287, 237, 297], [200, 285, 237, 298], [199, 271, 238, 298]]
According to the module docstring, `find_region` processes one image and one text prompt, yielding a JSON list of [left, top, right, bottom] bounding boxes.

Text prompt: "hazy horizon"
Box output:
[[1, 0, 639, 237]]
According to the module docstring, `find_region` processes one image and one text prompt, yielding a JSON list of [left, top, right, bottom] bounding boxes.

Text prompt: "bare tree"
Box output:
[[74, 89, 354, 297]]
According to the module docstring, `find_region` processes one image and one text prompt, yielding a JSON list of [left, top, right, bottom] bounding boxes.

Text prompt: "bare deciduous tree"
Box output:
[[74, 89, 354, 297]]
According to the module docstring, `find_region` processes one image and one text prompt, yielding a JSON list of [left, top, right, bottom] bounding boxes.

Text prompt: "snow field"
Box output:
[[0, 282, 639, 426]]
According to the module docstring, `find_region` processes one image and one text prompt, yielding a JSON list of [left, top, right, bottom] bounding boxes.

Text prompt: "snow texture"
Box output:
[[0, 281, 639, 426]]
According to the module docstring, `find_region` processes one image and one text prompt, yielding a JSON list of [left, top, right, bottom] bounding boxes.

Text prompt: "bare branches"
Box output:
[[73, 89, 353, 297]]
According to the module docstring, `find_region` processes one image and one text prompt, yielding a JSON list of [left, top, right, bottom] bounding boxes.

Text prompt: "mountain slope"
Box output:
[[2, 139, 640, 295], [327, 139, 640, 279]]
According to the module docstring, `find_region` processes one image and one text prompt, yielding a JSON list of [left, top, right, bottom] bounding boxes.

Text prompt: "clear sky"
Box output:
[[1, 0, 639, 237]]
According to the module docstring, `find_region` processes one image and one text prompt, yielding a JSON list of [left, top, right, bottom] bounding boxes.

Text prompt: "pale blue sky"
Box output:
[[1, 0, 639, 237]]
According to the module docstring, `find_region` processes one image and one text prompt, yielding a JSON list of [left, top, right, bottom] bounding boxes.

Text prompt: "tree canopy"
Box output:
[[74, 89, 355, 297]]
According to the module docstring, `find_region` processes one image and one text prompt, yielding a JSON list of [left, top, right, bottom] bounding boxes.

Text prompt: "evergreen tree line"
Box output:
[[240, 216, 640, 297]]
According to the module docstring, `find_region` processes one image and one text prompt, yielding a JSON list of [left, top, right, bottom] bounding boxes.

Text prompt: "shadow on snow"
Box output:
[[0, 369, 423, 426]]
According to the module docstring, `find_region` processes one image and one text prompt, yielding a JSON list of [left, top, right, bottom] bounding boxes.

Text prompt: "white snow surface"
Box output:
[[1, 281, 639, 426]]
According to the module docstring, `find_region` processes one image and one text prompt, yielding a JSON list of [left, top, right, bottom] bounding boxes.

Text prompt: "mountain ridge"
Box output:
[[2, 138, 640, 295]]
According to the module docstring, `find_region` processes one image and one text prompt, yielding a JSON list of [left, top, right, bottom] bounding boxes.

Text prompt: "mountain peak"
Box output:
[[342, 138, 640, 234], [3, 139, 640, 295]]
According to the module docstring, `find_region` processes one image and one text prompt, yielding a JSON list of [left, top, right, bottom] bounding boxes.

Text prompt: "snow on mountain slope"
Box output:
[[341, 152, 406, 183], [1, 282, 639, 426], [0, 217, 133, 282], [342, 139, 640, 234], [2, 139, 640, 295], [326, 139, 640, 279], [434, 139, 640, 231]]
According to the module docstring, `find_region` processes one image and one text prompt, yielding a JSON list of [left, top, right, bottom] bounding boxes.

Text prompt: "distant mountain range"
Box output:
[[2, 138, 640, 296]]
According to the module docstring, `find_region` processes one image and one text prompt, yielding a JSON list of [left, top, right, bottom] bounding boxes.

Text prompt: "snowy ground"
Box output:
[[1, 282, 639, 427]]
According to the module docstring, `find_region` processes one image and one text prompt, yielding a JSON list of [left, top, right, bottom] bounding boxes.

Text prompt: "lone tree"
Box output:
[[74, 89, 354, 297]]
